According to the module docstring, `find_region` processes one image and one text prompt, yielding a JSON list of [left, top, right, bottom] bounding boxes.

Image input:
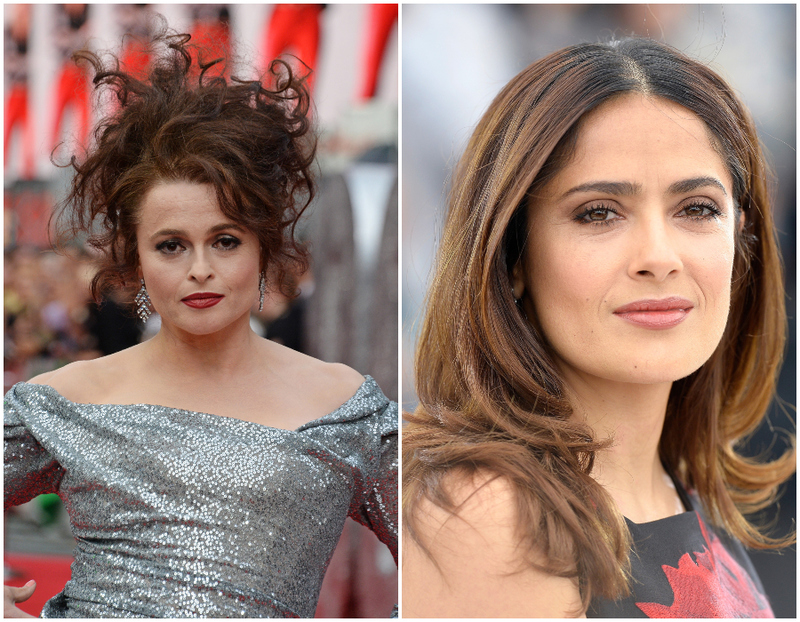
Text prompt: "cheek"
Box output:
[[691, 236, 735, 315], [136, 249, 188, 299], [223, 252, 261, 298], [527, 235, 614, 322], [523, 235, 615, 376], [140, 263, 179, 302], [237, 251, 261, 282]]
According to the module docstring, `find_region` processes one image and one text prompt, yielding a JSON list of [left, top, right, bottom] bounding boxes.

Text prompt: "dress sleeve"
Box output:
[[348, 401, 398, 565], [4, 384, 65, 510]]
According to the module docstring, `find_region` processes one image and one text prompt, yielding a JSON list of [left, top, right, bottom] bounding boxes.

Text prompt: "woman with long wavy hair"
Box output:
[[403, 37, 794, 617]]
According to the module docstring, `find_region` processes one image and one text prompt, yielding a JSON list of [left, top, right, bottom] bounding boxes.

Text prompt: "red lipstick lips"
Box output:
[[181, 292, 224, 309], [613, 297, 693, 329]]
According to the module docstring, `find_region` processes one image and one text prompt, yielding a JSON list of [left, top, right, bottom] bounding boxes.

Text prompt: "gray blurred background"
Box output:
[[402, 4, 795, 616]]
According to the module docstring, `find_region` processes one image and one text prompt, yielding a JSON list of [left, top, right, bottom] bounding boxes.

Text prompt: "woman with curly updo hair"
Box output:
[[403, 38, 793, 617], [4, 28, 397, 618]]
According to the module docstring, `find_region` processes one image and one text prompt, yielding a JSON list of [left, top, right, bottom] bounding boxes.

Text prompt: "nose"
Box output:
[[188, 249, 214, 283], [628, 216, 683, 281]]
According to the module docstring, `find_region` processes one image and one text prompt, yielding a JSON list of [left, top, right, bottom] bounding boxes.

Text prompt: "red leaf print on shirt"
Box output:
[[636, 515, 773, 618]]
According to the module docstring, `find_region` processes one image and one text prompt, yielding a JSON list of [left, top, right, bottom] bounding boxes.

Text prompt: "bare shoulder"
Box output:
[[403, 470, 584, 618], [310, 358, 366, 393], [260, 339, 366, 412], [408, 470, 522, 566], [26, 348, 136, 404]]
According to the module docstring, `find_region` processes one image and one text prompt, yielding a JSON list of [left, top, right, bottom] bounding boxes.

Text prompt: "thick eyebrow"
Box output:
[[666, 176, 728, 197], [149, 223, 246, 240], [560, 181, 642, 199], [560, 176, 728, 200]]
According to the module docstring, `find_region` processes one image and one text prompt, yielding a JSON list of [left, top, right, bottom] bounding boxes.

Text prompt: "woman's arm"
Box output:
[[4, 383, 66, 618], [349, 401, 398, 563], [402, 474, 585, 618], [4, 384, 65, 510]]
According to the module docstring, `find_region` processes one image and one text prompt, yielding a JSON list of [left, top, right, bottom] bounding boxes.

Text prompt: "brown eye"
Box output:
[[576, 206, 620, 225], [587, 209, 611, 221], [156, 240, 184, 254], [214, 236, 242, 250], [679, 202, 721, 221]]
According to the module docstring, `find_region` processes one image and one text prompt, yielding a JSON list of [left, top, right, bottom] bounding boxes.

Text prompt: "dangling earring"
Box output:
[[135, 278, 152, 322], [258, 272, 266, 312]]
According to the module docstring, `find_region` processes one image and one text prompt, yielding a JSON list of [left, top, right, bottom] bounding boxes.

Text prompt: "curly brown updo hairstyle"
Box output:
[[54, 26, 315, 304]]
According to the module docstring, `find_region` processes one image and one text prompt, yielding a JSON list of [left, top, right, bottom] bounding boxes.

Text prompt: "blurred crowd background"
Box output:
[[402, 4, 795, 616], [4, 3, 397, 617]]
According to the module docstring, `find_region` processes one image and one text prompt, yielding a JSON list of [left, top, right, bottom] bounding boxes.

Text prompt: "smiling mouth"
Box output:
[[613, 297, 693, 329]]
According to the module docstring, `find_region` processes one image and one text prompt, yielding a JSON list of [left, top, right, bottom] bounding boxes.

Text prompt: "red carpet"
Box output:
[[4, 552, 73, 617]]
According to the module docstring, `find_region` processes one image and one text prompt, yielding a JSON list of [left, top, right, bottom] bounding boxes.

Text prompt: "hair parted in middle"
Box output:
[[54, 20, 316, 305], [404, 37, 794, 610]]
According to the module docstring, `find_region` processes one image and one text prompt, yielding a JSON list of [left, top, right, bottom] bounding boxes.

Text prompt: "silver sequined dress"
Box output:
[[4, 376, 397, 618]]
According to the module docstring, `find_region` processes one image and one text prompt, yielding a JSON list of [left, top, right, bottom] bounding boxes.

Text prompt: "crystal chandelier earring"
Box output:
[[135, 278, 153, 322], [258, 272, 266, 312]]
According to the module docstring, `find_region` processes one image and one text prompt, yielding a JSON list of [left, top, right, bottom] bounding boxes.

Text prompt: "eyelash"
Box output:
[[680, 201, 722, 221], [214, 235, 242, 250], [155, 235, 242, 254], [574, 201, 722, 227]]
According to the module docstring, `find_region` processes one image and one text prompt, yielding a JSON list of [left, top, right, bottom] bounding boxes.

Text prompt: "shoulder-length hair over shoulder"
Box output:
[[404, 37, 794, 609]]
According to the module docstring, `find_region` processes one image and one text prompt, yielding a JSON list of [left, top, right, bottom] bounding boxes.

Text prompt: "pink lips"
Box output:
[[613, 297, 693, 329], [181, 292, 224, 309]]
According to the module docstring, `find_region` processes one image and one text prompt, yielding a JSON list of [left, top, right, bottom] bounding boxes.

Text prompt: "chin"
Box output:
[[598, 352, 712, 385], [610, 329, 723, 380], [608, 366, 702, 386], [558, 336, 718, 387], [161, 313, 236, 338]]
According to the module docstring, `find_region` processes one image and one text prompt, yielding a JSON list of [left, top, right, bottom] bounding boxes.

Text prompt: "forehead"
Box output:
[[138, 181, 224, 228], [549, 93, 733, 194]]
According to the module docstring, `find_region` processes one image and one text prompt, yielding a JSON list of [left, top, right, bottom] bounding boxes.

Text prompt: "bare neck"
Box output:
[[563, 369, 684, 523], [144, 315, 264, 382]]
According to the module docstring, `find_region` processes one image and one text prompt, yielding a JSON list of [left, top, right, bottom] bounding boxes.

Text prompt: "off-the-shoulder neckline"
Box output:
[[15, 375, 383, 434]]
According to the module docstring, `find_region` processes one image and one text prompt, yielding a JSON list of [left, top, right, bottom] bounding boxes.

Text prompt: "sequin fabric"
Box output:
[[4, 376, 398, 618]]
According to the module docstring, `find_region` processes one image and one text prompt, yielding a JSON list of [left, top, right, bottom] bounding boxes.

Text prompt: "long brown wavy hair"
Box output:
[[403, 38, 795, 610], [53, 21, 315, 305]]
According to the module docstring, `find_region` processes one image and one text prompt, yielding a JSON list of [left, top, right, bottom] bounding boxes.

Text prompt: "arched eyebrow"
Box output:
[[150, 223, 246, 240], [666, 176, 728, 197], [560, 176, 728, 199], [560, 181, 641, 198]]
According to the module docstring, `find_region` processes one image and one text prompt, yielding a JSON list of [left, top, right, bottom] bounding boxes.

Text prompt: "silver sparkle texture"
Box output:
[[4, 377, 398, 618]]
